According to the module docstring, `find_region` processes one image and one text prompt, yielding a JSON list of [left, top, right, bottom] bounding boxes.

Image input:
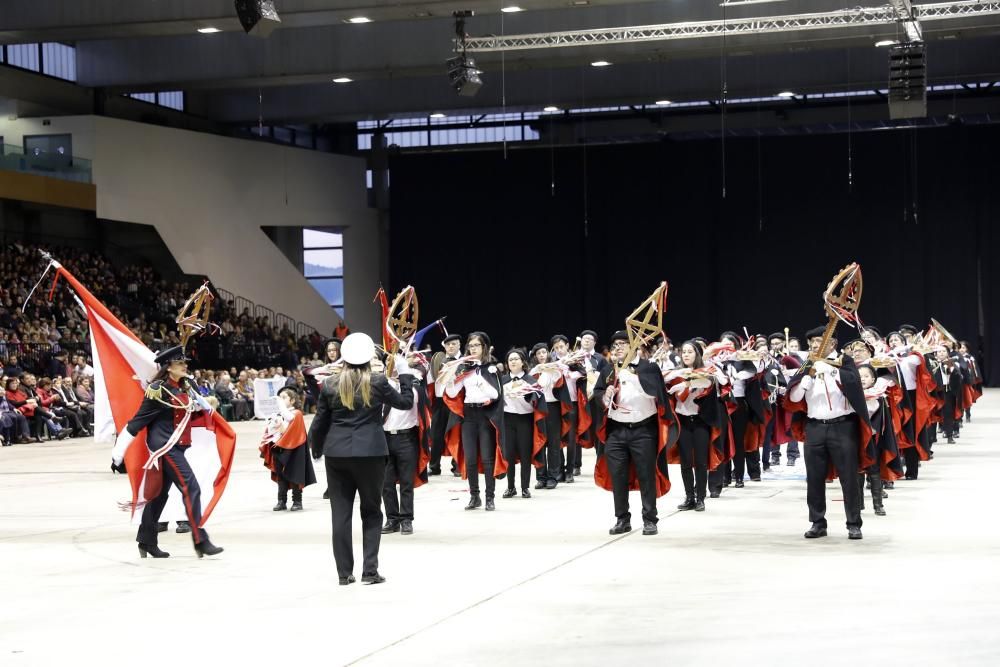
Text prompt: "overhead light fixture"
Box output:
[[347, 17, 372, 24], [414, 12, 432, 17], [777, 91, 797, 98], [875, 39, 898, 47], [654, 99, 672, 106], [332, 77, 353, 83], [197, 27, 222, 34], [430, 113, 447, 118], [501, 6, 524, 12], [234, 0, 281, 38], [543, 106, 560, 112], [571, 0, 590, 5], [447, 11, 483, 97], [591, 60, 611, 67]]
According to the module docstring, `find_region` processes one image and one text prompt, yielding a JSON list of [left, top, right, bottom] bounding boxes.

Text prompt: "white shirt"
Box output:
[[384, 378, 420, 432], [863, 377, 893, 417], [788, 363, 854, 420], [725, 360, 761, 398], [893, 352, 921, 390], [503, 373, 534, 415], [433, 355, 460, 397], [608, 365, 657, 424], [535, 367, 560, 403], [446, 364, 499, 404]]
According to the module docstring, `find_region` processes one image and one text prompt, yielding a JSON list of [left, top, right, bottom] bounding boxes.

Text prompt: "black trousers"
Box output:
[[731, 400, 761, 481], [942, 392, 957, 437], [562, 409, 578, 477], [382, 429, 418, 521], [803, 420, 862, 529], [136, 445, 207, 545], [325, 456, 385, 579], [678, 414, 710, 501], [1, 410, 30, 440], [276, 478, 302, 503], [605, 419, 658, 524], [54, 406, 85, 434], [539, 402, 563, 483], [430, 399, 448, 470], [461, 406, 496, 498], [503, 412, 534, 491]]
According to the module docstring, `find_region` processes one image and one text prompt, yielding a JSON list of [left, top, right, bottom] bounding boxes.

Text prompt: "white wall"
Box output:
[[0, 115, 380, 336]]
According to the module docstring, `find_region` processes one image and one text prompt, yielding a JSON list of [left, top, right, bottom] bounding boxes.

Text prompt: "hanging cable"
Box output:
[[719, 2, 728, 199]]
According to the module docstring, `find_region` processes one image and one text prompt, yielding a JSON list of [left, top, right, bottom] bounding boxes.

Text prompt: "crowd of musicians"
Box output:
[[293, 323, 982, 545]]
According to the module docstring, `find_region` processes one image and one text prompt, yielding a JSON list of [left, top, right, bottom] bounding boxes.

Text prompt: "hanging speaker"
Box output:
[[888, 42, 926, 120], [234, 0, 282, 38]]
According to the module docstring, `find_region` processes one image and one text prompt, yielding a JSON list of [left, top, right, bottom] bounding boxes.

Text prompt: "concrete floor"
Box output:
[[2, 391, 999, 666]]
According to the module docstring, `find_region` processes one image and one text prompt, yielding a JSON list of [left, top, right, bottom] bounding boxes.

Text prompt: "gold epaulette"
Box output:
[[144, 382, 164, 402]]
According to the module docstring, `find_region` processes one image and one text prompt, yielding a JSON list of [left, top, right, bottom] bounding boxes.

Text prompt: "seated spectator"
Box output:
[[5, 354, 24, 379], [74, 376, 95, 405], [5, 376, 68, 441], [51, 376, 92, 437], [1, 384, 32, 444], [214, 371, 248, 421], [37, 376, 87, 437]]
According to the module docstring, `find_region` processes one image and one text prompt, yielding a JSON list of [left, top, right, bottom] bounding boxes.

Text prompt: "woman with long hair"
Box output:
[[308, 333, 415, 585], [444, 332, 506, 511], [501, 348, 546, 499]]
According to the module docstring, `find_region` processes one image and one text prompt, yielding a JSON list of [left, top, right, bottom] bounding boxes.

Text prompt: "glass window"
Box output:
[[158, 91, 185, 111], [303, 229, 343, 248], [307, 278, 344, 307], [130, 92, 156, 103], [303, 249, 343, 277], [42, 43, 76, 81], [8, 44, 40, 71]]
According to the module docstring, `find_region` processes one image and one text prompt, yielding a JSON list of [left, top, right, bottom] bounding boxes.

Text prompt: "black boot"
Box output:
[[677, 496, 696, 511], [290, 488, 303, 511], [694, 498, 706, 512], [273, 493, 288, 511], [194, 538, 224, 558], [465, 493, 482, 510], [175, 521, 191, 534], [485, 495, 496, 511], [502, 487, 517, 498], [138, 543, 170, 558]]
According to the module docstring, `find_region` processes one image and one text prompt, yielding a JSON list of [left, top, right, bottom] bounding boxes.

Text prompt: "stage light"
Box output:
[[777, 91, 797, 98], [654, 99, 672, 106], [502, 6, 524, 12], [234, 0, 281, 37], [447, 11, 483, 97], [430, 113, 447, 118], [875, 39, 898, 47], [348, 17, 372, 24], [591, 60, 611, 67], [543, 106, 560, 112], [332, 77, 353, 83], [197, 27, 222, 34]]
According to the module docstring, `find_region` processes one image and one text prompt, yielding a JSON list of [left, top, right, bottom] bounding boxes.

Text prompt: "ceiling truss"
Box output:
[[459, 1, 1000, 52]]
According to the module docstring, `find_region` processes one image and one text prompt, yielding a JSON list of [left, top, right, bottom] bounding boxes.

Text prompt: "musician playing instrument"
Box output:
[[501, 349, 546, 499]]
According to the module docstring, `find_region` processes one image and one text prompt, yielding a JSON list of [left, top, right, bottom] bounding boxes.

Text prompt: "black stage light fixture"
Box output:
[[888, 42, 926, 120], [235, 0, 282, 37], [447, 54, 483, 97], [447, 10, 482, 97]]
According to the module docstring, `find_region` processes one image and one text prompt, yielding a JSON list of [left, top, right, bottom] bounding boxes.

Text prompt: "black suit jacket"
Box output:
[[309, 374, 414, 459]]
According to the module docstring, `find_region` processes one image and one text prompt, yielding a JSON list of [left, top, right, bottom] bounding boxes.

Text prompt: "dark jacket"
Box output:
[[125, 378, 195, 449], [309, 373, 414, 459]]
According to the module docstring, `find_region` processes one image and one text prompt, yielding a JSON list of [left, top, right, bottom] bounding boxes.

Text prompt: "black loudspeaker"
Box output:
[[234, 0, 281, 37], [888, 42, 926, 120], [446, 55, 483, 97]]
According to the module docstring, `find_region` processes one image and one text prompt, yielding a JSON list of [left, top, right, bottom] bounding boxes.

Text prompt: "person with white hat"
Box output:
[[309, 332, 416, 585]]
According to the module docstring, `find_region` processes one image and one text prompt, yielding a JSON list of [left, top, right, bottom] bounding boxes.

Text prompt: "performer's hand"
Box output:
[[668, 382, 687, 395]]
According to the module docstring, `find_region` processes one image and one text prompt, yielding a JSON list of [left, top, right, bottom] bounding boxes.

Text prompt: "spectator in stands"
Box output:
[[1, 384, 32, 444], [73, 354, 95, 377], [5, 376, 69, 441], [52, 376, 93, 436], [5, 354, 24, 379], [236, 370, 254, 407], [74, 376, 94, 405], [37, 377, 87, 437]]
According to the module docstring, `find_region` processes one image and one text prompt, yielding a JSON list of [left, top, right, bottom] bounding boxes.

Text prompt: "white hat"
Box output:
[[341, 332, 376, 365]]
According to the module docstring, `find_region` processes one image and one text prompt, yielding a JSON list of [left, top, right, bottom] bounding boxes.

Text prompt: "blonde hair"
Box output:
[[335, 365, 373, 410]]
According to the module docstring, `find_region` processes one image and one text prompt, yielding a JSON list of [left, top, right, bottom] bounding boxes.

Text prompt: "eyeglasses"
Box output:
[[611, 342, 628, 349], [467, 343, 483, 349]]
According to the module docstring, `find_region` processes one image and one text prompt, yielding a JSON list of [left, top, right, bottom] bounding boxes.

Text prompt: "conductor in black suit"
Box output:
[[309, 332, 415, 586]]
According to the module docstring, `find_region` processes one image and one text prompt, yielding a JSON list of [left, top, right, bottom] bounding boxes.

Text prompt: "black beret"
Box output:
[[550, 334, 569, 347], [442, 334, 462, 344], [768, 332, 785, 343], [899, 324, 918, 335], [468, 331, 491, 349], [610, 330, 629, 343], [505, 348, 528, 364], [530, 342, 549, 359], [579, 330, 598, 341], [805, 326, 827, 341], [864, 326, 882, 338]]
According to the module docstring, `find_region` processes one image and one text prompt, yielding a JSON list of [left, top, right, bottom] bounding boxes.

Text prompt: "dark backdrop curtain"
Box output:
[[388, 124, 999, 385]]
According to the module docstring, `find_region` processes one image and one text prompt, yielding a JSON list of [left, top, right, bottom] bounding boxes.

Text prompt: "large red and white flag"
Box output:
[[43, 260, 235, 525]]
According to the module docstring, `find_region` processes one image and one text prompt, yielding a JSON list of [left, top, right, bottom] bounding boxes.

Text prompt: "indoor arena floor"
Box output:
[[2, 391, 999, 666]]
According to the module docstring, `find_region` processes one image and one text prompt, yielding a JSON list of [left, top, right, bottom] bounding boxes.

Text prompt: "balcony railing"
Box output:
[[0, 144, 92, 184]]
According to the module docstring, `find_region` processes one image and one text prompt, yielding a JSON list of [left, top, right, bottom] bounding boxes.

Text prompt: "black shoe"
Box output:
[[55, 430, 70, 440], [138, 543, 170, 558], [564, 473, 575, 484], [465, 494, 482, 510], [787, 457, 797, 467], [400, 520, 413, 535], [770, 457, 781, 467], [874, 506, 886, 516], [750, 477, 761, 482], [361, 572, 386, 585], [545, 480, 557, 490], [694, 499, 706, 512], [723, 478, 732, 487], [804, 524, 828, 539], [881, 490, 888, 498], [176, 521, 191, 534], [573, 467, 582, 476], [502, 488, 517, 498], [677, 497, 696, 511], [848, 526, 863, 540], [709, 490, 721, 498], [535, 480, 547, 490], [642, 521, 658, 535], [156, 522, 168, 533], [273, 500, 287, 511], [381, 520, 400, 534], [194, 539, 224, 558], [110, 459, 127, 474], [485, 497, 496, 511], [322, 488, 330, 500], [734, 480, 745, 488], [521, 489, 531, 499], [947, 437, 955, 444], [339, 575, 356, 586], [429, 467, 442, 476], [290, 501, 303, 511], [609, 519, 632, 535]]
